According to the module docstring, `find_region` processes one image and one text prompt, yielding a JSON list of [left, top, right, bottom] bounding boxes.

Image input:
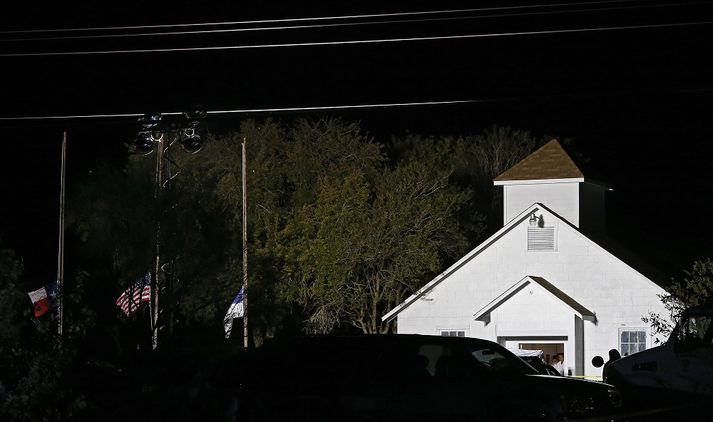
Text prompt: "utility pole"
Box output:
[[152, 134, 164, 350], [56, 132, 66, 336], [242, 137, 249, 349]]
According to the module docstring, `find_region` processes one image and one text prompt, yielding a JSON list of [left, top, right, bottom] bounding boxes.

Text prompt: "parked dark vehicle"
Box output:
[[238, 334, 621, 421], [519, 356, 562, 376]]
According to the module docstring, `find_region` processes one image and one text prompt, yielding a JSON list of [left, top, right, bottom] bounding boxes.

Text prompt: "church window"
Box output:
[[440, 330, 466, 337], [619, 329, 647, 356]]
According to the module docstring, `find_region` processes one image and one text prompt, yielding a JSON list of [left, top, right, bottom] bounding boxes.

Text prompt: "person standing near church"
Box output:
[[552, 354, 564, 375], [602, 349, 621, 380]]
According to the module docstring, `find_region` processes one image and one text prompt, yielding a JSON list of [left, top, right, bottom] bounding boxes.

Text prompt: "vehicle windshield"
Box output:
[[468, 344, 538, 375]]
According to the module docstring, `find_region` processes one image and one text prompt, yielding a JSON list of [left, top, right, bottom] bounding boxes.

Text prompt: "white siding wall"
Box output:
[[504, 183, 580, 227], [396, 209, 669, 377]]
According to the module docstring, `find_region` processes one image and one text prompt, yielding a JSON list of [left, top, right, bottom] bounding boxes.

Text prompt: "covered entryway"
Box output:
[[474, 276, 596, 376]]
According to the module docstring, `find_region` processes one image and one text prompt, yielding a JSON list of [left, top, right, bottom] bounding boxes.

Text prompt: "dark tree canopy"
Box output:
[[1, 118, 553, 419]]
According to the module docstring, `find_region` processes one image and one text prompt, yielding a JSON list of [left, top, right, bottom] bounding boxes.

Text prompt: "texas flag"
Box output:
[[28, 281, 59, 317]]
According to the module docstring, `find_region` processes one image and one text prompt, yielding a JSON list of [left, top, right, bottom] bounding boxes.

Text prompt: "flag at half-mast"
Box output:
[[116, 272, 152, 316], [27, 280, 59, 317], [223, 286, 245, 339]]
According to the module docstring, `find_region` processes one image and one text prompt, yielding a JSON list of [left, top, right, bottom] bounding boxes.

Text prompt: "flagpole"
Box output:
[[57, 132, 66, 336], [242, 137, 249, 349]]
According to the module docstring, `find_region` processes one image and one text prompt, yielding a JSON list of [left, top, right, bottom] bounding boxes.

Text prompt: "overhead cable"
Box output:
[[1, 20, 710, 58], [0, 2, 703, 43], [2, 88, 712, 122], [0, 0, 653, 35], [0, 100, 483, 121]]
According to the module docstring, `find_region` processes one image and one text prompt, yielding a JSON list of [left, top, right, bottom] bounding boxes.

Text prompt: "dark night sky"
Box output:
[[1, 0, 713, 287]]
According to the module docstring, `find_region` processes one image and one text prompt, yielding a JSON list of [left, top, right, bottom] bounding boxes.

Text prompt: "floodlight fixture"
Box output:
[[134, 131, 155, 155], [180, 127, 202, 154], [139, 113, 163, 131], [139, 112, 163, 131], [183, 106, 207, 128]]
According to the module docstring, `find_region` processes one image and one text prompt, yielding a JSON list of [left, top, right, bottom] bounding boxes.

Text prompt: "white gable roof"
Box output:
[[473, 275, 596, 321], [382, 202, 662, 323]]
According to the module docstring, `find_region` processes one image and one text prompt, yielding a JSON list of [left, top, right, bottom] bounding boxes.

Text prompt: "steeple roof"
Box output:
[[494, 139, 583, 182]]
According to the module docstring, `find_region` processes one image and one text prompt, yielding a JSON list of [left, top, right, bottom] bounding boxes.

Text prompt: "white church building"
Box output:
[[382, 139, 670, 378]]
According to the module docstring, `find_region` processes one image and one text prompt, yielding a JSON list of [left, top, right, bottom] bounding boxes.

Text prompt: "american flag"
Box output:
[[116, 272, 152, 316]]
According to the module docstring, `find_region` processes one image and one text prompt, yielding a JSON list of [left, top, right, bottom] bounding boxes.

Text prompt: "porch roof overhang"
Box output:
[[473, 275, 596, 322]]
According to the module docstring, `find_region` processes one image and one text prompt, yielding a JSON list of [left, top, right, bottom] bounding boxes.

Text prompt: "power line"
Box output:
[[0, 100, 483, 121], [0, 0, 655, 35], [0, 1, 701, 43], [2, 87, 711, 122], [1, 20, 710, 58]]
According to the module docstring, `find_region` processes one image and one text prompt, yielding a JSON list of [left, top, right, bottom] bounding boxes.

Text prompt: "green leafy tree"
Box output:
[[170, 122, 293, 342], [0, 247, 97, 421], [388, 126, 546, 240], [0, 247, 29, 349], [283, 151, 470, 333], [68, 154, 158, 352], [173, 117, 466, 335], [70, 160, 155, 277], [644, 258, 713, 340], [171, 118, 389, 339]]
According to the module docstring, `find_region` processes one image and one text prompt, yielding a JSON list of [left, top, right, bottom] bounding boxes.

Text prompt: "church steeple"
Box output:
[[494, 139, 608, 233]]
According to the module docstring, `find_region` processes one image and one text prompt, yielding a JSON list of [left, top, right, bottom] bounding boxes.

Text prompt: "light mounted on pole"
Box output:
[[134, 131, 156, 155], [130, 107, 207, 350], [132, 108, 206, 155], [180, 128, 202, 154], [180, 108, 207, 154]]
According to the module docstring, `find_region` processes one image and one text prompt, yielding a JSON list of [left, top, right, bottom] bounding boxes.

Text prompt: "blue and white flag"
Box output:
[[223, 286, 245, 339]]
